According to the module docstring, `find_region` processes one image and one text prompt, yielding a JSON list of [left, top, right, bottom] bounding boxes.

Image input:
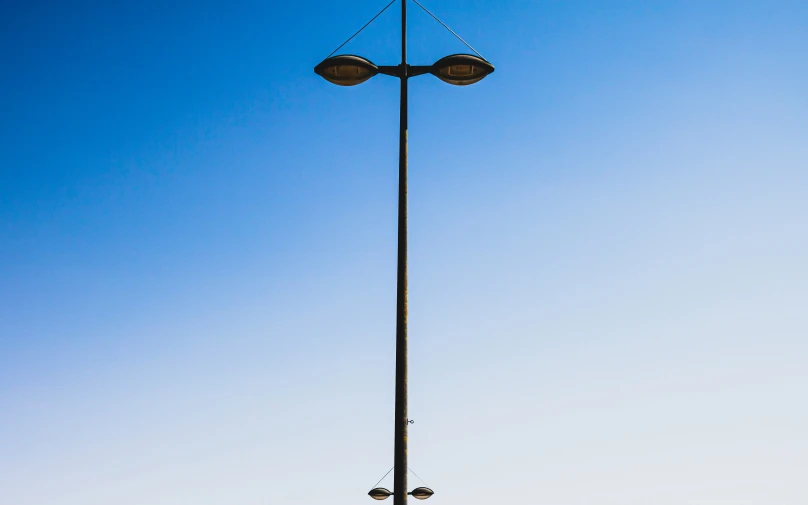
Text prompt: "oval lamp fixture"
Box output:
[[368, 487, 393, 500], [410, 487, 434, 500], [315, 55, 379, 86], [431, 54, 494, 86]]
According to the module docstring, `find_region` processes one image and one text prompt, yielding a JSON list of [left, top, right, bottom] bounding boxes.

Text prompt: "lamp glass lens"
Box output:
[[323, 65, 373, 85], [445, 64, 475, 77]]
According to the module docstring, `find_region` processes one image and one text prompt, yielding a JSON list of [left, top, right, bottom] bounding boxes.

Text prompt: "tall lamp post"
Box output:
[[314, 1, 493, 503]]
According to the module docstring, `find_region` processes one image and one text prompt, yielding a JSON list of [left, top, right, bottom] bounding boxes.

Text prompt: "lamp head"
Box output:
[[315, 55, 379, 86], [431, 54, 494, 85], [368, 488, 393, 500], [410, 487, 434, 500]]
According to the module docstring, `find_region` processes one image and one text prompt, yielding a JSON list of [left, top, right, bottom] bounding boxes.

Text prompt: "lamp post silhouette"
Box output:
[[314, 1, 493, 503]]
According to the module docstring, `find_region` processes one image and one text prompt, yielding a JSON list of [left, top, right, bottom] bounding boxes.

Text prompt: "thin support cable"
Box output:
[[408, 467, 430, 487], [411, 0, 486, 60], [325, 0, 398, 59], [372, 467, 395, 489]]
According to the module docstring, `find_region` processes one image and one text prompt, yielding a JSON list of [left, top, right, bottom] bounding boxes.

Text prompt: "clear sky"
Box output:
[[2, 1, 807, 504]]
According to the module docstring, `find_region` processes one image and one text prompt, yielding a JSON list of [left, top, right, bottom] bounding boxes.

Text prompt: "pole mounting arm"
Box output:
[[407, 66, 431, 77], [377, 65, 434, 79], [378, 65, 403, 77]]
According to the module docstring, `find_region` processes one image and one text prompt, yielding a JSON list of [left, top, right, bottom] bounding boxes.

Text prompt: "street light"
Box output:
[[430, 54, 494, 85], [315, 1, 493, 503], [314, 53, 494, 86], [410, 487, 435, 500], [314, 55, 379, 86], [369, 488, 393, 501], [368, 487, 434, 501]]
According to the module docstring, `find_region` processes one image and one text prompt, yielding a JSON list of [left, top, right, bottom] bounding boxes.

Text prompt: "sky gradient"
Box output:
[[2, 1, 807, 504]]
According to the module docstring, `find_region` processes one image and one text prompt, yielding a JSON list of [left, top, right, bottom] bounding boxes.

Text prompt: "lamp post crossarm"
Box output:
[[376, 64, 433, 78]]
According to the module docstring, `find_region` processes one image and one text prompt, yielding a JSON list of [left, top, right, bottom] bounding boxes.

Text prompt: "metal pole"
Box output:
[[393, 0, 408, 503]]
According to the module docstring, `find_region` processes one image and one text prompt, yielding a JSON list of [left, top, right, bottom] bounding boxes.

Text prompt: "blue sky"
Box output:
[[2, 1, 807, 504]]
